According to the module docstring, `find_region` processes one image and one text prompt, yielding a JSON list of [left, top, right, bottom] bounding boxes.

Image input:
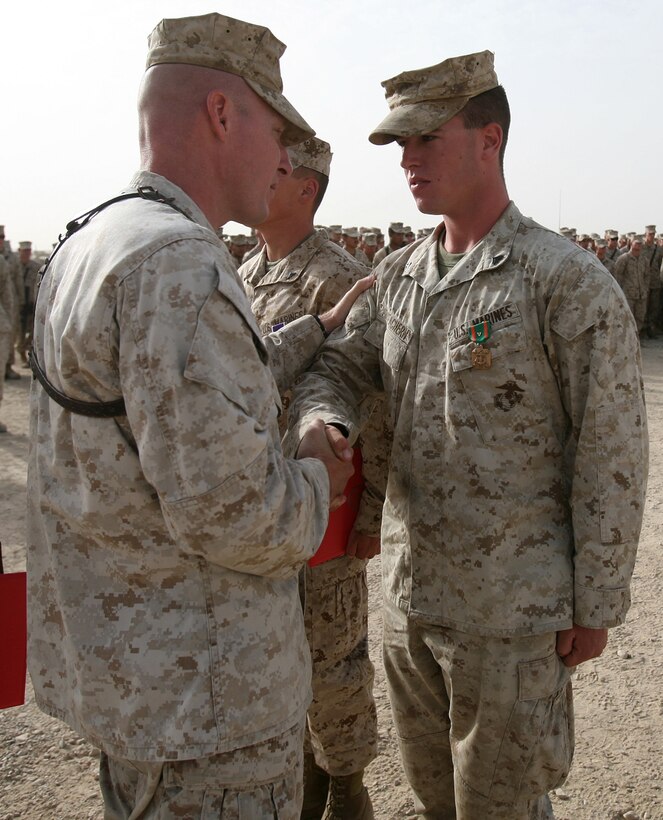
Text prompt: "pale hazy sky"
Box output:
[[2, 0, 661, 251]]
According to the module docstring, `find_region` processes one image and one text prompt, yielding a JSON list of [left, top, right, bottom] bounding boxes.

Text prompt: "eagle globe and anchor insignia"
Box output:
[[468, 320, 525, 412], [494, 380, 525, 411]]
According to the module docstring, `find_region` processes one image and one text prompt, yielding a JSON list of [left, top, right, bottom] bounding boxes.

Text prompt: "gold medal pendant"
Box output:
[[471, 344, 492, 370]]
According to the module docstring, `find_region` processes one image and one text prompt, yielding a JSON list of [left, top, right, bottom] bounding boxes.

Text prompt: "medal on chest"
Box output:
[[468, 320, 492, 369]]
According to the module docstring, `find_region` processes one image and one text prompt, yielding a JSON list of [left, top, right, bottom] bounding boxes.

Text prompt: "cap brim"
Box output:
[[368, 97, 470, 145], [245, 78, 315, 147]]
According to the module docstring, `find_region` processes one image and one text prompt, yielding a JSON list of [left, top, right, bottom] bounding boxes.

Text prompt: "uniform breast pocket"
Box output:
[[382, 326, 410, 371], [449, 325, 545, 444]]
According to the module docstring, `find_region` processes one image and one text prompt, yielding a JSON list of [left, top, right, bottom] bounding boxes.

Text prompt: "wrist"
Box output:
[[312, 314, 330, 338]]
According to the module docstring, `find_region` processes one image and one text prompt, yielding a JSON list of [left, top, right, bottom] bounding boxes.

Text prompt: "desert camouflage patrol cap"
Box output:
[[18, 241, 32, 250], [288, 137, 332, 177], [369, 50, 498, 145], [645, 224, 656, 233], [146, 13, 314, 146], [342, 227, 359, 238], [389, 221, 405, 233], [362, 232, 377, 246]]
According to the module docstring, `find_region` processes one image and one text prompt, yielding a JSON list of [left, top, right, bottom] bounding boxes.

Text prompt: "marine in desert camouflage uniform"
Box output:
[[642, 224, 662, 336], [594, 239, 615, 274], [360, 231, 378, 266], [241, 137, 385, 820], [0, 252, 14, 431], [0, 226, 22, 379], [371, 221, 407, 268], [613, 236, 649, 334], [16, 241, 41, 362], [26, 13, 371, 820], [604, 229, 621, 269], [288, 50, 647, 819], [341, 226, 371, 267]]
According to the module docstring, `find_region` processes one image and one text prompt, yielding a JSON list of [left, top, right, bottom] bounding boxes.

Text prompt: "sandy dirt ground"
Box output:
[[1, 341, 662, 820]]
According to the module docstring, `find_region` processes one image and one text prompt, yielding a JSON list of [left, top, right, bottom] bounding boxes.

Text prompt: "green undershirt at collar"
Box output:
[[437, 238, 466, 279]]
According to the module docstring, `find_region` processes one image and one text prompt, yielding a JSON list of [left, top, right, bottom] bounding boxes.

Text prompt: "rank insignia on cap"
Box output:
[[468, 320, 491, 343]]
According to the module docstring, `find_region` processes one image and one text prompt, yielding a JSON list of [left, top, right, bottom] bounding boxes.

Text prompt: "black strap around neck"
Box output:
[[30, 186, 191, 417]]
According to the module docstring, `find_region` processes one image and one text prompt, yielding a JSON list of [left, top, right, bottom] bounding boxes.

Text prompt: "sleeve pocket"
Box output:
[[184, 287, 280, 425]]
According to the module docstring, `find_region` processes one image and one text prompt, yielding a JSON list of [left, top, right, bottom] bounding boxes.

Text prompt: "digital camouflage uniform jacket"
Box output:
[[240, 230, 386, 535], [287, 202, 648, 637], [27, 171, 331, 761]]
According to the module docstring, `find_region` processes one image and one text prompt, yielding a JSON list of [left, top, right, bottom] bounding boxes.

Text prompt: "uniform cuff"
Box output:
[[574, 582, 631, 628]]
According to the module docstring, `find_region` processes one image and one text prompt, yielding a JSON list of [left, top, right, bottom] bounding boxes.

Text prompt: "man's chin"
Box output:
[[413, 197, 442, 216], [240, 206, 270, 230]]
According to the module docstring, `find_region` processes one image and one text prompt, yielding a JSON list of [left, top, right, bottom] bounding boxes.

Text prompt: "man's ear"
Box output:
[[481, 122, 503, 162], [207, 90, 230, 141], [301, 176, 319, 204]]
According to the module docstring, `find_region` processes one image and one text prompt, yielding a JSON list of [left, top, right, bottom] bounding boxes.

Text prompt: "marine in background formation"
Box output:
[[0, 249, 14, 431], [560, 224, 663, 337], [241, 136, 386, 820], [16, 241, 41, 363], [0, 225, 21, 381], [371, 221, 407, 267], [340, 226, 371, 267]]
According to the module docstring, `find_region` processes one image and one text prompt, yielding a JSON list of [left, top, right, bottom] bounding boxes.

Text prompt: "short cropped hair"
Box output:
[[293, 166, 329, 214], [460, 85, 510, 174]]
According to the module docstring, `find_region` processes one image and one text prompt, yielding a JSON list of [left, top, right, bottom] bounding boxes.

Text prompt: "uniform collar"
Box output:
[[250, 229, 324, 288], [402, 201, 522, 294], [126, 171, 216, 234]]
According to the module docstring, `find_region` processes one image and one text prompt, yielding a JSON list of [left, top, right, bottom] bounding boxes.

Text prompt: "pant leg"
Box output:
[[0, 332, 11, 404], [382, 599, 456, 818], [382, 600, 574, 819], [442, 631, 573, 819], [304, 555, 377, 776], [100, 720, 305, 820], [634, 297, 647, 333], [647, 288, 660, 333], [8, 309, 20, 366]]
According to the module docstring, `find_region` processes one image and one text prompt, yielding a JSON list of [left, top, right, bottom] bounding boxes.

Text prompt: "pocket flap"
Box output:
[[518, 652, 566, 701]]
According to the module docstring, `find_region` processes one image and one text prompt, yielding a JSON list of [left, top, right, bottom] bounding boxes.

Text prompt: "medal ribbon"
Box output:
[[468, 320, 492, 344]]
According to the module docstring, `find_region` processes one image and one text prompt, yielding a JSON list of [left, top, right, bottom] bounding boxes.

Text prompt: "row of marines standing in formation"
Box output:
[[7, 10, 650, 820], [224, 220, 663, 341]]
